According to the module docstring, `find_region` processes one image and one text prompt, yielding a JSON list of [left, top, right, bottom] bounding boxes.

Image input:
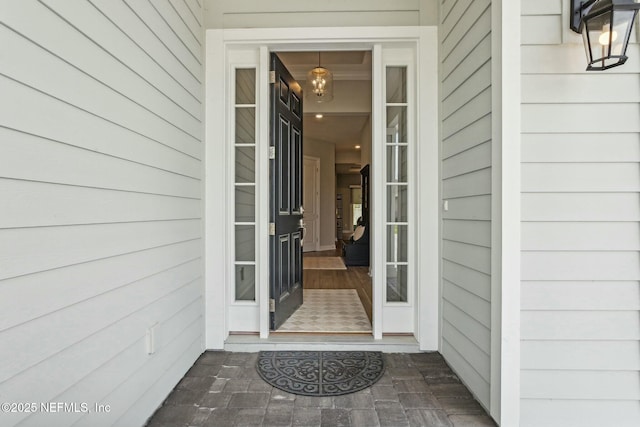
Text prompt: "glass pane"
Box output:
[[586, 11, 612, 62], [387, 264, 408, 302], [235, 108, 255, 143], [236, 69, 256, 104], [387, 225, 408, 262], [386, 146, 408, 182], [235, 186, 255, 222], [235, 147, 255, 183], [611, 10, 635, 56], [235, 264, 255, 301], [386, 107, 407, 143], [387, 185, 408, 222], [235, 225, 255, 261], [386, 67, 407, 103]]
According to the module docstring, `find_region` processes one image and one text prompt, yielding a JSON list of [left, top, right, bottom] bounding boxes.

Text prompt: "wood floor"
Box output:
[[303, 248, 372, 322]]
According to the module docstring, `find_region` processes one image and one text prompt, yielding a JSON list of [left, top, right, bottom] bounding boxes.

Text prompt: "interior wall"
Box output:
[[304, 137, 337, 249], [0, 1, 204, 426], [204, 0, 439, 28], [520, 3, 640, 426], [439, 0, 493, 411]]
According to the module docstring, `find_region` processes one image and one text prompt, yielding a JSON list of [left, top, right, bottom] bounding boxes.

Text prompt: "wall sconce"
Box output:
[[570, 0, 640, 70]]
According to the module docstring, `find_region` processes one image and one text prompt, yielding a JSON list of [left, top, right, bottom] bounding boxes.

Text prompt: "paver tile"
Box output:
[[145, 352, 495, 427]]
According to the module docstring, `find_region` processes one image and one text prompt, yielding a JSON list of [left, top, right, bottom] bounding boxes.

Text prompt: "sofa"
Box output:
[[343, 224, 370, 266]]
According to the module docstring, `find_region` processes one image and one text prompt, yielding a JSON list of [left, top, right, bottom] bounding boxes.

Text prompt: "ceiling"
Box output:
[[304, 114, 369, 149], [277, 51, 372, 154], [276, 51, 372, 81]]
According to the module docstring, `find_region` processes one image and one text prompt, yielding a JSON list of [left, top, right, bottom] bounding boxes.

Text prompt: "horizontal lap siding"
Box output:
[[521, 2, 640, 426], [440, 0, 492, 410], [205, 0, 439, 28], [0, 1, 204, 426]]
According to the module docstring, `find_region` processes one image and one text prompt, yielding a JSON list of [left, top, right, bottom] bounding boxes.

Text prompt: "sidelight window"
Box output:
[[385, 66, 410, 303], [234, 68, 257, 301]]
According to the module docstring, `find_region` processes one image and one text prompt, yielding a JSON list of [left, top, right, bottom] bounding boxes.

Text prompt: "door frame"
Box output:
[[205, 26, 439, 348], [303, 155, 321, 253]]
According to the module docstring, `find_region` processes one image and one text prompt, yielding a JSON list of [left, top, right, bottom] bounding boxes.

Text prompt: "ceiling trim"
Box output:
[[288, 67, 372, 81]]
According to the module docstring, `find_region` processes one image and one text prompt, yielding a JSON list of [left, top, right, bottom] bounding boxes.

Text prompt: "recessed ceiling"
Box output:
[[277, 51, 368, 65], [277, 51, 371, 81], [304, 114, 369, 150]]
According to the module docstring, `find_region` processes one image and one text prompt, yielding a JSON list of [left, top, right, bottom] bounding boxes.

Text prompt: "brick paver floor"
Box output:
[[146, 351, 497, 427]]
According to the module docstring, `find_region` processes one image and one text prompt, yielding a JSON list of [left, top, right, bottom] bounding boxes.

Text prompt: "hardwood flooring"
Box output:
[[303, 249, 372, 322]]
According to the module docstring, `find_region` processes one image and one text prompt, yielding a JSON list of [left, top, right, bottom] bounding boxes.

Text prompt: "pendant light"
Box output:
[[306, 52, 334, 103]]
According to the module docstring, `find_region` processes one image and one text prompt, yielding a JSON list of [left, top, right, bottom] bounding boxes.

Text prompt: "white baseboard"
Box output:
[[319, 244, 336, 251]]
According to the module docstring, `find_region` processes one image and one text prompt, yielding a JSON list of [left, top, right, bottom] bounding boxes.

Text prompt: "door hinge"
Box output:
[[269, 298, 275, 312], [269, 71, 276, 84], [269, 146, 276, 159], [269, 222, 276, 235]]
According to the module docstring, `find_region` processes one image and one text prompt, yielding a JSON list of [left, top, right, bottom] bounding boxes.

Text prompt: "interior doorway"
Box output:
[[272, 51, 373, 333]]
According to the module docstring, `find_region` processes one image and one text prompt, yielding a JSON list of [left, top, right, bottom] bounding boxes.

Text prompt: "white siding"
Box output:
[[520, 1, 640, 426], [204, 0, 439, 28], [440, 0, 492, 410], [0, 1, 204, 426]]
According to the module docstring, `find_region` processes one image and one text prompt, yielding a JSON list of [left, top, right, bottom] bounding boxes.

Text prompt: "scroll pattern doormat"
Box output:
[[256, 351, 384, 396]]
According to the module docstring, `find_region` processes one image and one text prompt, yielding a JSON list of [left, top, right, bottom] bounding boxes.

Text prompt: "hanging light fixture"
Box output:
[[570, 0, 640, 71], [306, 52, 334, 103]]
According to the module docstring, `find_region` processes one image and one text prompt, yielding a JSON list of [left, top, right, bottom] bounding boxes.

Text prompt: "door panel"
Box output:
[[292, 231, 302, 284], [278, 116, 290, 214], [278, 235, 290, 299], [292, 128, 302, 213], [270, 53, 303, 330]]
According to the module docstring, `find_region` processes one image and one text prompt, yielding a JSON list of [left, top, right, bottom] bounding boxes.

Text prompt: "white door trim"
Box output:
[[205, 26, 440, 350], [371, 43, 384, 340], [416, 27, 440, 350], [491, 1, 522, 425], [303, 155, 321, 253]]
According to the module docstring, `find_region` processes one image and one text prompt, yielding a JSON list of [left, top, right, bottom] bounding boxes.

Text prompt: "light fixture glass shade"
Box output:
[[579, 0, 639, 70], [306, 66, 334, 103]]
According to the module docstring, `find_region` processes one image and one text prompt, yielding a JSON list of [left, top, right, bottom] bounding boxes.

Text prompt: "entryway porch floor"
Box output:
[[224, 333, 419, 353], [145, 351, 497, 427]]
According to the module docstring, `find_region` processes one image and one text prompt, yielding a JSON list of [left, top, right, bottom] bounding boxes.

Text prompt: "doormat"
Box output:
[[277, 289, 371, 333], [303, 256, 347, 270], [256, 351, 384, 396]]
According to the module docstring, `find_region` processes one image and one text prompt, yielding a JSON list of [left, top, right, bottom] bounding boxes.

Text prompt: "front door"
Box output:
[[269, 53, 304, 330]]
